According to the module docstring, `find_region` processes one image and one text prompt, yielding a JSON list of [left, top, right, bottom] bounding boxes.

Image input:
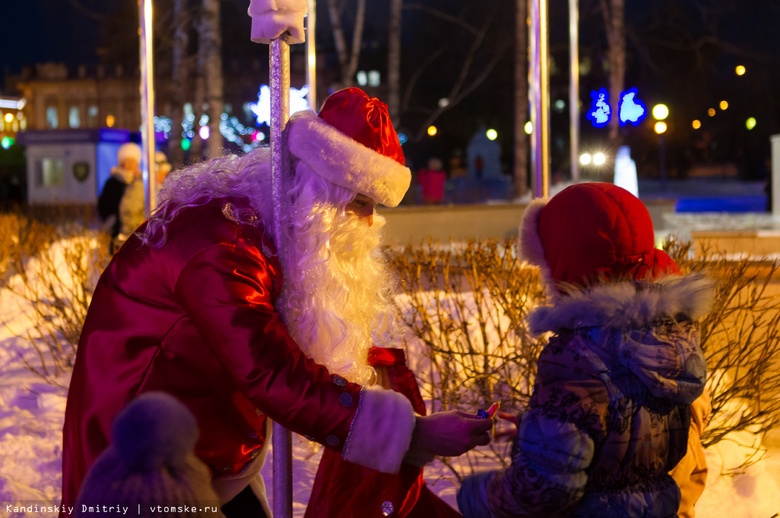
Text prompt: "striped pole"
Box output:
[[269, 35, 293, 518], [529, 0, 550, 198], [138, 0, 157, 214]]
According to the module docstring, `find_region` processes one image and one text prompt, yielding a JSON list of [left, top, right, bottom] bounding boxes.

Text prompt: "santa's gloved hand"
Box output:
[[457, 471, 497, 518], [248, 0, 307, 44]]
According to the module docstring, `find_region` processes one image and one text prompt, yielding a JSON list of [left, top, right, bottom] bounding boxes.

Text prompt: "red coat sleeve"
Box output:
[[174, 239, 360, 452]]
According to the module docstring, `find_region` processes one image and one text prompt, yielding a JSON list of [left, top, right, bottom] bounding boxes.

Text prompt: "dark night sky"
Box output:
[[4, 0, 780, 164], [4, 1, 116, 76]]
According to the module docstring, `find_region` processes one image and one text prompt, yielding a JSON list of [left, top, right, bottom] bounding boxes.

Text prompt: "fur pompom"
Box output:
[[112, 392, 198, 472]]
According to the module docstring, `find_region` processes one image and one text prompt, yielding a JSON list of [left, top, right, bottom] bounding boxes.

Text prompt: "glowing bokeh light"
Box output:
[[692, 120, 702, 130], [181, 138, 192, 151], [3, 113, 13, 123], [707, 108, 716, 117], [398, 132, 408, 145], [486, 128, 498, 141], [427, 125, 438, 137], [524, 121, 533, 135], [106, 115, 116, 127], [579, 153, 592, 166], [593, 152, 607, 166], [654, 121, 668, 135], [736, 65, 746, 76], [720, 100, 729, 111], [746, 117, 757, 130], [438, 98, 450, 108], [651, 104, 669, 121], [1, 136, 13, 149], [199, 126, 210, 140]]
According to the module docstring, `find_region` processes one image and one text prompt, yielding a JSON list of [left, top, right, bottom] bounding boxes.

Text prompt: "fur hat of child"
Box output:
[[75, 392, 222, 517], [519, 182, 680, 296], [117, 142, 142, 165], [286, 87, 411, 207]]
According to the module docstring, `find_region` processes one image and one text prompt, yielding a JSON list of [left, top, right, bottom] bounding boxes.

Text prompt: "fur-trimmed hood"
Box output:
[[529, 273, 715, 405], [528, 273, 716, 335]]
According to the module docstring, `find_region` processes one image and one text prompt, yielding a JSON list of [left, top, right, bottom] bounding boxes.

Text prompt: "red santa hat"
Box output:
[[519, 182, 680, 296], [286, 87, 411, 207]]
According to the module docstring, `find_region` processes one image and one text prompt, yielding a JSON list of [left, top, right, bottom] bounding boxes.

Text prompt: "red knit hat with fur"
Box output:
[[286, 87, 411, 207], [519, 183, 680, 295]]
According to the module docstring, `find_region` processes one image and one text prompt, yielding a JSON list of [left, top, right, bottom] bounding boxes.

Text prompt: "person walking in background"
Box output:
[[61, 88, 493, 518], [117, 150, 175, 248], [155, 151, 172, 186], [98, 142, 141, 251], [457, 183, 716, 518], [117, 167, 146, 246], [417, 157, 447, 205]]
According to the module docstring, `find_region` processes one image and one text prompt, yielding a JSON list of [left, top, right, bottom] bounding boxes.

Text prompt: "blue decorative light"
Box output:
[[587, 88, 611, 128], [618, 88, 647, 126]]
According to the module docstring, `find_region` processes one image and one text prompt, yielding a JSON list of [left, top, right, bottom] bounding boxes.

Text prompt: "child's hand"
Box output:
[[493, 411, 521, 440]]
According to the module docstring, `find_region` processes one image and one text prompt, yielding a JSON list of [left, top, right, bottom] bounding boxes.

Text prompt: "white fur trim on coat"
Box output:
[[527, 273, 716, 335], [342, 385, 415, 474], [248, 0, 307, 44], [518, 197, 557, 297], [286, 110, 412, 207]]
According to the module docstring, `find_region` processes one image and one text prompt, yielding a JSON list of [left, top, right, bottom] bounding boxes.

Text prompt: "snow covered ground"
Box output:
[[1, 252, 779, 517]]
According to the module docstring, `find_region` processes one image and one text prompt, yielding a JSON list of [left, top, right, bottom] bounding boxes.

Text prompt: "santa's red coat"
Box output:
[[61, 197, 372, 509]]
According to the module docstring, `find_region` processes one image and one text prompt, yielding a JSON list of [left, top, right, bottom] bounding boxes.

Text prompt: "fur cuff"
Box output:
[[342, 386, 415, 474], [286, 111, 411, 207]]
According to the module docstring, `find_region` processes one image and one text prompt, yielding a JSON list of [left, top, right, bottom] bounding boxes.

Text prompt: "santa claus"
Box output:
[[61, 87, 491, 517]]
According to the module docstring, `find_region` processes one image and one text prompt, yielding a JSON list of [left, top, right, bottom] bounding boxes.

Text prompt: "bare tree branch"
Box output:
[[404, 3, 480, 36], [63, 0, 104, 21]]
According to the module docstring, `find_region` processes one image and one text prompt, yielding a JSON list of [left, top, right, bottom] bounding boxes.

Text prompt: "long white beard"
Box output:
[[278, 208, 398, 385]]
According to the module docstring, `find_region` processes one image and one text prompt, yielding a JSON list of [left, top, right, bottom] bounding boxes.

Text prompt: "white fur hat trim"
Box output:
[[286, 110, 411, 207], [518, 197, 557, 296]]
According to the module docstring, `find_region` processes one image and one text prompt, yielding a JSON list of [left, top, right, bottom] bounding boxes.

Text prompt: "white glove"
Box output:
[[248, 0, 307, 44]]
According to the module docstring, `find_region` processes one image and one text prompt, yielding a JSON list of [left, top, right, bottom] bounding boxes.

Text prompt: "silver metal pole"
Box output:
[[569, 0, 580, 183], [306, 0, 317, 109], [138, 0, 157, 213], [529, 0, 550, 198], [270, 36, 293, 518]]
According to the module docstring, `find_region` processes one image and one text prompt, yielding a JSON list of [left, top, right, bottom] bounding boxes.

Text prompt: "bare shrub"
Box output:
[[387, 236, 780, 477], [1, 212, 111, 386], [665, 236, 780, 470], [385, 239, 547, 478]]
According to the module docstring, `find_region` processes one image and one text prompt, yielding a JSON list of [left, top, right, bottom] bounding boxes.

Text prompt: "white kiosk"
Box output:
[[18, 128, 138, 206]]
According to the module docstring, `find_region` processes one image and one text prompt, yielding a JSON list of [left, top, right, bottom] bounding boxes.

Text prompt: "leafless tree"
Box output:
[[200, 0, 225, 159], [387, 0, 403, 122], [600, 0, 625, 144], [401, 3, 510, 142], [326, 0, 366, 89], [166, 0, 191, 168]]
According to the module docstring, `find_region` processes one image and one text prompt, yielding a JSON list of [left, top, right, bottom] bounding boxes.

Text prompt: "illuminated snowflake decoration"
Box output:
[[618, 88, 647, 126], [587, 88, 611, 128], [249, 84, 312, 126]]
